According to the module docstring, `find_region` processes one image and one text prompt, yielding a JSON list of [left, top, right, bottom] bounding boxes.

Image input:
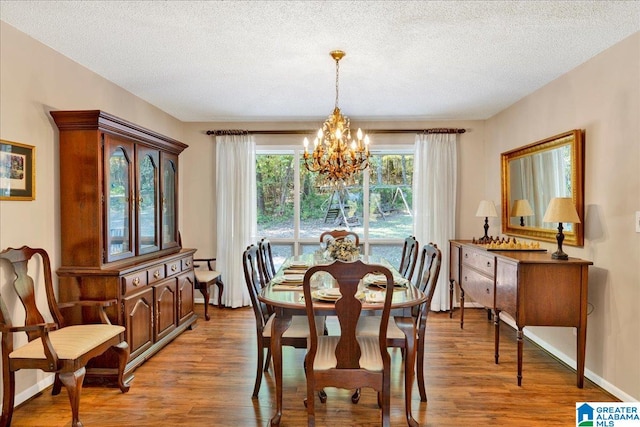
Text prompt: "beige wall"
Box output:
[[485, 32, 640, 400], [0, 22, 185, 406], [1, 18, 638, 411]]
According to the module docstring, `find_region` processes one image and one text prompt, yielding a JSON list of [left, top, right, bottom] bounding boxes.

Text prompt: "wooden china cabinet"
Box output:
[[52, 110, 197, 384]]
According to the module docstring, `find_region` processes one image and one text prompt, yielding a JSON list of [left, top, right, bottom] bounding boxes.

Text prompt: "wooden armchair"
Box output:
[[193, 258, 224, 320], [242, 245, 316, 398], [0, 246, 130, 427], [356, 243, 442, 404]]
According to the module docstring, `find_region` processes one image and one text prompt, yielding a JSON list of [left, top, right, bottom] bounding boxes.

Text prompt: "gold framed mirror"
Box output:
[[501, 129, 584, 246]]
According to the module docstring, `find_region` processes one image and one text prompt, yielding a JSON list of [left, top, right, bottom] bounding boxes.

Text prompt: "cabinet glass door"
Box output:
[[105, 137, 135, 262], [137, 147, 160, 254], [161, 153, 178, 249]]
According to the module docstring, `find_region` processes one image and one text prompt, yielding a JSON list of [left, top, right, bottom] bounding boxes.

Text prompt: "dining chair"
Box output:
[[0, 246, 130, 427], [398, 235, 419, 281], [356, 243, 442, 403], [302, 260, 395, 426], [243, 245, 324, 398], [319, 229, 360, 247], [193, 257, 224, 320]]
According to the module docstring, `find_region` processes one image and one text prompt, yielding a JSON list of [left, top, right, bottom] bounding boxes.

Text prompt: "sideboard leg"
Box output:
[[517, 327, 524, 386], [494, 310, 501, 364]]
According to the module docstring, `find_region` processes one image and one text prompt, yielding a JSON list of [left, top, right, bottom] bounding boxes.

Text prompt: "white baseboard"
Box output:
[[1, 374, 56, 412]]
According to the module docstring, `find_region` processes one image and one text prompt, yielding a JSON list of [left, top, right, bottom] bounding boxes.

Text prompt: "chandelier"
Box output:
[[303, 50, 370, 187]]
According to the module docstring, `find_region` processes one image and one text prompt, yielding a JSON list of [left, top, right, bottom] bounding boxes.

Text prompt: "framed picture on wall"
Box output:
[[0, 139, 35, 201]]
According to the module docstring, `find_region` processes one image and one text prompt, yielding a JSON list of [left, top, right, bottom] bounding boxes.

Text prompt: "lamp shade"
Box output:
[[510, 199, 534, 217], [543, 197, 581, 223], [476, 200, 498, 218]]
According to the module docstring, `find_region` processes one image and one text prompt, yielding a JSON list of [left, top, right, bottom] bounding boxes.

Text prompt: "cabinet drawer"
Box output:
[[461, 267, 494, 308], [181, 256, 193, 271], [123, 271, 148, 295], [461, 247, 495, 277], [165, 259, 181, 276], [147, 265, 166, 284]]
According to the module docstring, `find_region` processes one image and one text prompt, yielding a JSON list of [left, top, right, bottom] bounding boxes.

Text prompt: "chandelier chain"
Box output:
[[335, 57, 340, 109]]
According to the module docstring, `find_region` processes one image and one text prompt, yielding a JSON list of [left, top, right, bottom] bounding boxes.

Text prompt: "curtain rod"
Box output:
[[205, 128, 465, 136]]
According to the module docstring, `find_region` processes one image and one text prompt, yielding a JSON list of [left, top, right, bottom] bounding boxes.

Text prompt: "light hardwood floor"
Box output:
[[9, 304, 616, 426]]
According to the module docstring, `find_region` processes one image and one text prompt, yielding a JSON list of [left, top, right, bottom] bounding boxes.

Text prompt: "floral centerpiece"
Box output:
[[326, 238, 360, 262]]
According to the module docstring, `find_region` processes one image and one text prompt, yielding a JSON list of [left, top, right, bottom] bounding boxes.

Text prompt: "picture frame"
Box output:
[[0, 139, 35, 201]]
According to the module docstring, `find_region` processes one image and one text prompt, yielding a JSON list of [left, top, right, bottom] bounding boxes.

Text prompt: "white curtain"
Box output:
[[413, 133, 457, 312], [216, 133, 256, 308]]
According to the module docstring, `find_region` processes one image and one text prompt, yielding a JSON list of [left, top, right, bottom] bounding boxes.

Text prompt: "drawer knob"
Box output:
[[171, 265, 177, 272], [486, 288, 490, 294], [464, 253, 469, 258], [185, 260, 191, 267], [154, 271, 160, 279], [487, 261, 491, 267], [133, 277, 140, 286]]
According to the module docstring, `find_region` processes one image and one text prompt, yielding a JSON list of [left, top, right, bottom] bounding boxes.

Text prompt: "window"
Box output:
[[256, 146, 414, 270]]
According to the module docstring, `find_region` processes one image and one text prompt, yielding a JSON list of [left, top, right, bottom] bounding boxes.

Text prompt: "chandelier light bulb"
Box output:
[[335, 128, 342, 139], [303, 137, 309, 148], [357, 128, 363, 140]]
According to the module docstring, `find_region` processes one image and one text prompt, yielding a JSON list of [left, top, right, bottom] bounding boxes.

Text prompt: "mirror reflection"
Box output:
[[501, 130, 584, 246]]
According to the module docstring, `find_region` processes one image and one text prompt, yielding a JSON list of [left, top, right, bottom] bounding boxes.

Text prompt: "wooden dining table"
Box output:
[[258, 254, 426, 427]]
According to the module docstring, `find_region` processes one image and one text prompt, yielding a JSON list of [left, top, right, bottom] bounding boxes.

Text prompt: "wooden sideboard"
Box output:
[[449, 240, 592, 387]]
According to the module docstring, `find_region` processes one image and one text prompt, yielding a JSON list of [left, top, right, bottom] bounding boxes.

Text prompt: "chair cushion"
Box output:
[[313, 336, 383, 372], [10, 324, 125, 361], [194, 269, 221, 283], [263, 314, 325, 338], [356, 316, 405, 340]]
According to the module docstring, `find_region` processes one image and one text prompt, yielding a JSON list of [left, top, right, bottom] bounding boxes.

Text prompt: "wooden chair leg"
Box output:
[[59, 367, 86, 427], [1, 370, 16, 427], [113, 341, 131, 393], [216, 278, 224, 308], [416, 332, 427, 402], [198, 285, 211, 321], [263, 347, 272, 372], [252, 340, 265, 397], [52, 373, 62, 395]]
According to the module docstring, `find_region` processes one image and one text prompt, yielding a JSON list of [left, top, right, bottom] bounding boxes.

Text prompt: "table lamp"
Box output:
[[475, 200, 498, 243], [542, 197, 581, 260], [510, 199, 534, 226]]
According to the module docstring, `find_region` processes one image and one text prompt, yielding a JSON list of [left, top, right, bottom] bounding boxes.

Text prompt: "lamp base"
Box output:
[[551, 250, 569, 260]]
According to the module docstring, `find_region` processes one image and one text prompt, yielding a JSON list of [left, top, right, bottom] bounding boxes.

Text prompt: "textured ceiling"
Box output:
[[1, 1, 639, 122]]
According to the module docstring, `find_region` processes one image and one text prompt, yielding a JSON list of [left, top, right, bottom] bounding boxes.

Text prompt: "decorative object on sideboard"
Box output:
[[543, 197, 581, 260], [472, 236, 545, 251], [302, 50, 370, 188], [475, 200, 498, 244], [510, 199, 534, 226]]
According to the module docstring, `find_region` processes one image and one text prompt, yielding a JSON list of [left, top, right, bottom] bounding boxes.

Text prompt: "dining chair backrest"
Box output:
[[398, 235, 419, 282], [257, 238, 276, 283], [413, 243, 442, 322], [303, 260, 394, 369], [319, 229, 360, 247], [242, 244, 271, 326]]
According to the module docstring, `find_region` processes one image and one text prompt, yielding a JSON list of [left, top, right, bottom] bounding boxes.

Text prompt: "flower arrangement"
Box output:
[[326, 238, 360, 262]]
